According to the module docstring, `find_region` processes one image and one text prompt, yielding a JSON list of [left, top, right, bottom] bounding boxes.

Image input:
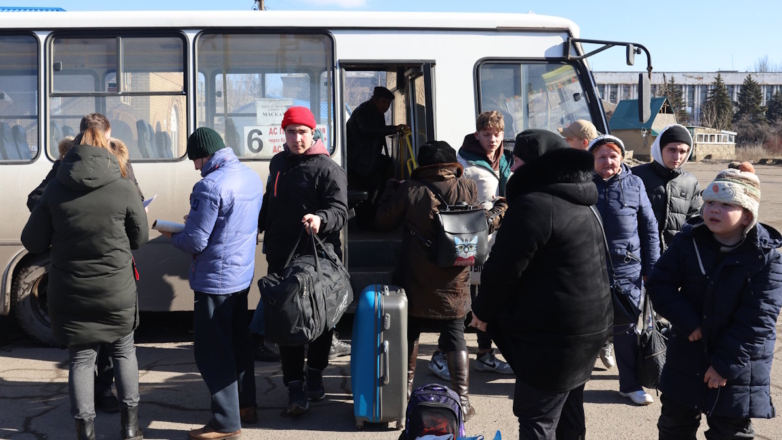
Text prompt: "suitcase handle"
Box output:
[[380, 340, 390, 386]]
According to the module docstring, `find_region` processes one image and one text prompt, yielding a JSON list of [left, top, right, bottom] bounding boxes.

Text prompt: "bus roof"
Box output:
[[0, 10, 579, 35]]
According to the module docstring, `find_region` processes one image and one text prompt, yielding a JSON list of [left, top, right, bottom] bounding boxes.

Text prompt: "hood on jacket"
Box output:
[[651, 124, 694, 169], [411, 162, 464, 180], [283, 138, 330, 157], [57, 144, 121, 192], [506, 148, 596, 204], [200, 147, 239, 177], [459, 134, 503, 172]]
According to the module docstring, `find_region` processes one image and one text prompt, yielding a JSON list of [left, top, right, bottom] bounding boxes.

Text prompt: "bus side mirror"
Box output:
[[638, 73, 651, 123], [626, 44, 635, 66]]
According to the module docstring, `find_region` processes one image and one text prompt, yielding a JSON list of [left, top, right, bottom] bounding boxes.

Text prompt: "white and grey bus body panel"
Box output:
[[0, 11, 586, 314]]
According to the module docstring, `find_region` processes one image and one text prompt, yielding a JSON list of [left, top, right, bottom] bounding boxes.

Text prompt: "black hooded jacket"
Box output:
[[472, 148, 613, 392]]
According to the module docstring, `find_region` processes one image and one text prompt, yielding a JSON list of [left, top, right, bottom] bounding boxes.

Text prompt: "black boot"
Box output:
[[305, 367, 325, 401], [447, 350, 476, 421], [120, 406, 143, 440], [407, 340, 419, 399], [75, 418, 96, 440]]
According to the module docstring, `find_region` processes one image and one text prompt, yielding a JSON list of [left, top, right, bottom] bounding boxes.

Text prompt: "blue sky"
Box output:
[[9, 0, 782, 72]]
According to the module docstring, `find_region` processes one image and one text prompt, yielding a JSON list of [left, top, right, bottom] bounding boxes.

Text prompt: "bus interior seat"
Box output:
[[61, 125, 76, 138], [50, 121, 63, 156], [110, 120, 142, 159], [136, 120, 155, 159], [155, 130, 172, 158], [0, 123, 11, 160], [12, 125, 32, 160]]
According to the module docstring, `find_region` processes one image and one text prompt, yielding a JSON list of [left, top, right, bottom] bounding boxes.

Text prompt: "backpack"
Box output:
[[410, 181, 488, 268], [404, 384, 465, 440], [257, 227, 353, 346]]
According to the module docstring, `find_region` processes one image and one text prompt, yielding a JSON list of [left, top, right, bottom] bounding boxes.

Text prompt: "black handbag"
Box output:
[[589, 206, 641, 326], [256, 227, 353, 346], [411, 181, 489, 267], [636, 292, 670, 389]]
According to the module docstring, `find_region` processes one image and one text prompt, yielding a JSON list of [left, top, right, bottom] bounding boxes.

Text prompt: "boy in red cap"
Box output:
[[254, 106, 349, 416]]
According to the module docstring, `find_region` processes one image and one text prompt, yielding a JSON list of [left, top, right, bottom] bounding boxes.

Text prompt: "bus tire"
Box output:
[[11, 252, 59, 347]]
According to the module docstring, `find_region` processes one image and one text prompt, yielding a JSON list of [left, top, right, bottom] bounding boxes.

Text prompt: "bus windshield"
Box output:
[[478, 62, 592, 141]]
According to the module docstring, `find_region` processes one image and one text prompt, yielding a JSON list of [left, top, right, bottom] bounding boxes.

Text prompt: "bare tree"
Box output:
[[751, 55, 782, 73]]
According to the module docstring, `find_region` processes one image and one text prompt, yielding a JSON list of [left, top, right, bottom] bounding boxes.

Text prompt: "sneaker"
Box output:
[[305, 367, 326, 401], [188, 425, 241, 439], [253, 338, 280, 362], [95, 390, 120, 413], [328, 332, 351, 360], [284, 381, 309, 416], [474, 349, 514, 374], [240, 405, 258, 424], [428, 351, 450, 381], [599, 342, 616, 369], [619, 390, 654, 406]]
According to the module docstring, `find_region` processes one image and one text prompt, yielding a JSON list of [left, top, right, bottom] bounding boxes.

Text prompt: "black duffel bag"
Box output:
[[637, 292, 670, 389], [257, 228, 353, 346]]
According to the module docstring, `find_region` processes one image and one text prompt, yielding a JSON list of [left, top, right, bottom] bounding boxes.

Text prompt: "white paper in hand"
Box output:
[[142, 195, 157, 209]]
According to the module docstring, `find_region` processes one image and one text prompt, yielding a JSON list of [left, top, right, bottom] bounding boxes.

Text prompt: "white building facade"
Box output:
[[593, 72, 782, 124]]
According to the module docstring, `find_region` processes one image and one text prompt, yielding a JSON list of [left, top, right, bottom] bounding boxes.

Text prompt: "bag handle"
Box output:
[[589, 206, 618, 279], [284, 226, 322, 276]]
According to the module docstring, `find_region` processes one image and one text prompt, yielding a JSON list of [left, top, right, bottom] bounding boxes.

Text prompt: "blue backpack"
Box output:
[[405, 384, 465, 439]]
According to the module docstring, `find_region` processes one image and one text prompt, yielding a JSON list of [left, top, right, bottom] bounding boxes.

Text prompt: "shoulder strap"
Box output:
[[589, 206, 617, 279], [416, 179, 451, 209]]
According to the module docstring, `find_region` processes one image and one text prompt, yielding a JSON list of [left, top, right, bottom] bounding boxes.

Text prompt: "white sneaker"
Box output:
[[619, 390, 654, 406], [474, 349, 514, 374], [428, 351, 450, 381], [599, 342, 616, 369]]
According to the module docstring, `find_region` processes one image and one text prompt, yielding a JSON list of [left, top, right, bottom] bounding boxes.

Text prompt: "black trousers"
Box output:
[[658, 393, 755, 440], [279, 328, 333, 386], [408, 317, 467, 352], [348, 155, 393, 230], [94, 344, 114, 395], [193, 288, 256, 433], [471, 286, 493, 350], [513, 379, 586, 440]]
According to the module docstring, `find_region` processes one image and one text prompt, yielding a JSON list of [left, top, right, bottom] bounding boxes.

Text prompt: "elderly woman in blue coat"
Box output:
[[589, 135, 661, 406]]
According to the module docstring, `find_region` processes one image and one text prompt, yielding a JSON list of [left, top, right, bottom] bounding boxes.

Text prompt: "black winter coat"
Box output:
[[472, 148, 613, 392], [346, 100, 396, 179], [21, 144, 149, 346], [258, 141, 348, 271], [633, 161, 701, 251], [647, 219, 782, 418], [27, 159, 144, 212]]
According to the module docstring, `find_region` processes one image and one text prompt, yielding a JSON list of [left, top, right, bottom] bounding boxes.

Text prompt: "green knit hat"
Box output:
[[187, 127, 226, 160]]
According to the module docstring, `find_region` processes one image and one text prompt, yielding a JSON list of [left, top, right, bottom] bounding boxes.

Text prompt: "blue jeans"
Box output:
[[194, 288, 256, 433], [68, 332, 139, 421]]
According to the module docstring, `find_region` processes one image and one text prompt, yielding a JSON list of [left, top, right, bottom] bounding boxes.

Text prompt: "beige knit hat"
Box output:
[[701, 162, 761, 235]]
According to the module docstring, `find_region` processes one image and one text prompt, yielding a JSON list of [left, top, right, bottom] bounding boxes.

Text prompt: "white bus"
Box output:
[[0, 10, 650, 345]]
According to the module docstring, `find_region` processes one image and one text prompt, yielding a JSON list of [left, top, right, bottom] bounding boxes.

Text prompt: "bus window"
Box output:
[[49, 34, 186, 160], [196, 33, 334, 160], [478, 62, 592, 141], [0, 35, 38, 162]]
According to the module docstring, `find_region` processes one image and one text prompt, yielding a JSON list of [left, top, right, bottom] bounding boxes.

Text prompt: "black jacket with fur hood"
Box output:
[[473, 147, 613, 392]]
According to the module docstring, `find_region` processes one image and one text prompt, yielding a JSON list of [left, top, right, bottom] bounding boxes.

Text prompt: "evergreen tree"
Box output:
[[734, 74, 766, 123], [702, 73, 733, 130], [767, 91, 782, 124], [665, 76, 689, 124]]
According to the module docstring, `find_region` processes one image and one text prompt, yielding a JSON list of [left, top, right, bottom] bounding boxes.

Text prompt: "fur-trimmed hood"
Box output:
[[506, 147, 597, 205]]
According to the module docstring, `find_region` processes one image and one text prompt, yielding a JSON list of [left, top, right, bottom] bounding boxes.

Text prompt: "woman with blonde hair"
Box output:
[[22, 118, 148, 440]]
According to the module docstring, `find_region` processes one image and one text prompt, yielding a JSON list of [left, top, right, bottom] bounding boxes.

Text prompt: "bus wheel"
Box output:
[[11, 252, 59, 347]]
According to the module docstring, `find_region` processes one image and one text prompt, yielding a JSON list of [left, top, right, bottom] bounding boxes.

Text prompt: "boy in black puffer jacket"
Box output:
[[633, 124, 701, 252]]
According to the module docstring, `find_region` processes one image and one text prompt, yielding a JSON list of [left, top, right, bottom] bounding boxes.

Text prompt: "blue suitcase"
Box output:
[[351, 284, 408, 429]]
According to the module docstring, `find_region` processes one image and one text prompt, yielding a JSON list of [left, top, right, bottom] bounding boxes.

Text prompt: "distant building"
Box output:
[[608, 97, 676, 159], [689, 127, 736, 161], [593, 72, 782, 124]]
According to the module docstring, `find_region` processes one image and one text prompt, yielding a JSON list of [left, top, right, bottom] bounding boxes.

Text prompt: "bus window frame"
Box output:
[[473, 57, 607, 140], [45, 29, 190, 163], [193, 28, 337, 162], [0, 31, 41, 165]]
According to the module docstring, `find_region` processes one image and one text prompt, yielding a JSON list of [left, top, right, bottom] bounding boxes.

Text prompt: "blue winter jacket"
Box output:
[[172, 148, 264, 294], [593, 164, 660, 308], [646, 219, 782, 418]]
